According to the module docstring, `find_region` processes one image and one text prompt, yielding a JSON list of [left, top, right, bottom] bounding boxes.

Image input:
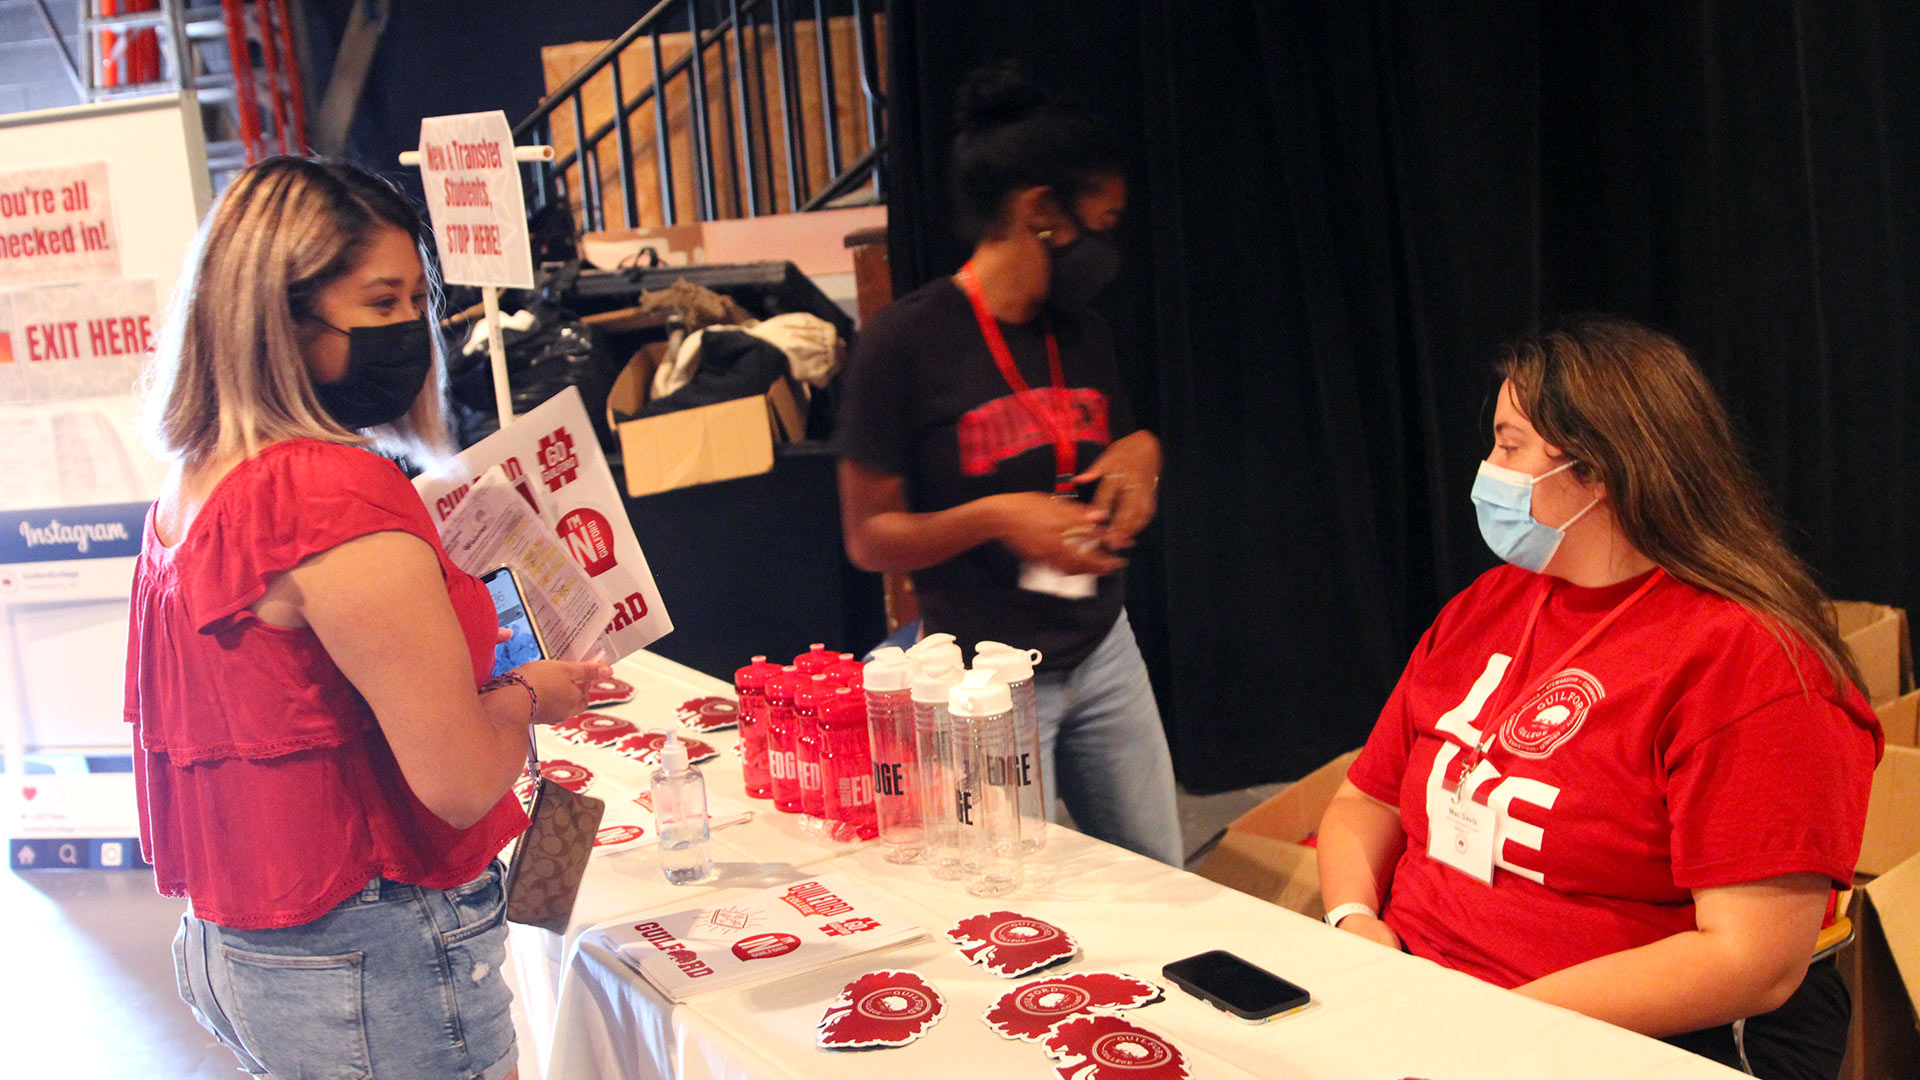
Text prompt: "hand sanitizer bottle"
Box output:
[[652, 731, 717, 885]]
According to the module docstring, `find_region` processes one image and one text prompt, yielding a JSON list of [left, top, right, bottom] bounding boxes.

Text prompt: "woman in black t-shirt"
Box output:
[[833, 64, 1182, 865]]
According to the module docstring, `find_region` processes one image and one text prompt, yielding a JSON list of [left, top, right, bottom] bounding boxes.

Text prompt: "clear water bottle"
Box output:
[[651, 731, 717, 885], [911, 655, 965, 880], [863, 647, 921, 861], [975, 642, 1046, 851], [949, 668, 1022, 897]]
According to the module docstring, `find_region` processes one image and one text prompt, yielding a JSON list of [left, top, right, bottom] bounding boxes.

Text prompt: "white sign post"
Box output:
[[401, 115, 669, 661], [404, 110, 548, 426]]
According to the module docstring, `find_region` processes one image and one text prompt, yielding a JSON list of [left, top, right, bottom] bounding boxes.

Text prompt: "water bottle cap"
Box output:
[[906, 640, 962, 672], [910, 657, 965, 703], [948, 666, 1013, 717], [974, 640, 1015, 657], [795, 672, 834, 708], [863, 648, 917, 691], [974, 646, 1042, 682], [661, 730, 690, 773], [906, 632, 958, 657], [822, 686, 863, 725], [794, 643, 838, 674], [767, 668, 799, 702], [735, 659, 769, 689]]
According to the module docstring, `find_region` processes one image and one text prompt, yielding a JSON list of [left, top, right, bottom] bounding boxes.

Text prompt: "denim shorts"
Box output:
[[171, 860, 518, 1080]]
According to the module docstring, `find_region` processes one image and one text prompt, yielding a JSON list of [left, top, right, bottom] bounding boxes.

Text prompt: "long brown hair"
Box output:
[[141, 156, 449, 464], [1496, 313, 1864, 698]]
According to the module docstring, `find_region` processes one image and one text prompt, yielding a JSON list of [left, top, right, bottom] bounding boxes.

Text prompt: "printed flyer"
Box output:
[[585, 874, 926, 1001], [413, 386, 671, 659]]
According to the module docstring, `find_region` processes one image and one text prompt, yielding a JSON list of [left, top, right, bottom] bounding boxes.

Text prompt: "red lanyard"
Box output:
[[1451, 568, 1668, 797], [958, 262, 1077, 493]]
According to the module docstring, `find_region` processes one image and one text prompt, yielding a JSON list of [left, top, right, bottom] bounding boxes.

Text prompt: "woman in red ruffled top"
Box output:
[[126, 157, 608, 1080]]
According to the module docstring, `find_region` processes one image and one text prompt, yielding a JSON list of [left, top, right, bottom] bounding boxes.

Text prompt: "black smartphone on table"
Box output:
[[481, 566, 548, 677], [1162, 950, 1312, 1023]]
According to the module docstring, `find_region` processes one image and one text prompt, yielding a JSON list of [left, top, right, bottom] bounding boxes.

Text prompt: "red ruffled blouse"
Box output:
[[123, 439, 527, 929]]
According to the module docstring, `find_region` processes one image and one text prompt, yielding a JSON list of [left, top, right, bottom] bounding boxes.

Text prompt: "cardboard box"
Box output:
[[1859, 746, 1920, 878], [1839, 732, 1920, 1079], [1193, 751, 1360, 921], [1876, 690, 1920, 750], [606, 344, 806, 498], [1835, 601, 1914, 708], [1842, 866, 1920, 1080]]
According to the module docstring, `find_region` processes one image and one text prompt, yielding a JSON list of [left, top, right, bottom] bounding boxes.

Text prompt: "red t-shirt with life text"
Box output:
[[1348, 565, 1881, 990]]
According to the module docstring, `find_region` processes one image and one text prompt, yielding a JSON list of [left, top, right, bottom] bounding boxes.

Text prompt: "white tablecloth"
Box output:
[[505, 650, 1742, 1080]]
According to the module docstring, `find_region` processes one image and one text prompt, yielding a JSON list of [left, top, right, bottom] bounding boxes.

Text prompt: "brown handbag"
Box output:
[[504, 733, 604, 934]]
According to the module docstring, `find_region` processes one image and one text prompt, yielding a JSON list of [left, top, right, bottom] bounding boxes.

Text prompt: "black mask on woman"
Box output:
[[310, 317, 433, 429], [1047, 226, 1121, 312]]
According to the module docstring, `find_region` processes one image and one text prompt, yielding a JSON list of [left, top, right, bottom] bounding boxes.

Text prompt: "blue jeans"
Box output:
[[1033, 611, 1184, 866], [171, 861, 518, 1080]]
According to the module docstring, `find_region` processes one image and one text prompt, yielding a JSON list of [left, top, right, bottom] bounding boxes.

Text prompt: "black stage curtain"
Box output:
[[887, 1, 1920, 791]]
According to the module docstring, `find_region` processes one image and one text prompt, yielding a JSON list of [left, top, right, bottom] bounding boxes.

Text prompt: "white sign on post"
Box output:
[[416, 111, 535, 290]]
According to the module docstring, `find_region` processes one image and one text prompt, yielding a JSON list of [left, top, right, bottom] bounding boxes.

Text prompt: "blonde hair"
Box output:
[[1497, 314, 1864, 699], [142, 156, 451, 465]]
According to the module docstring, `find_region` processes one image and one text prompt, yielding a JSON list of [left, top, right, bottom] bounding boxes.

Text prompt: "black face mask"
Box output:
[[310, 317, 433, 429], [1047, 226, 1122, 312]]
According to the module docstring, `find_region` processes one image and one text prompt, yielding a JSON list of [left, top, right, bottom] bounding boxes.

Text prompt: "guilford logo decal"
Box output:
[[19, 518, 130, 555]]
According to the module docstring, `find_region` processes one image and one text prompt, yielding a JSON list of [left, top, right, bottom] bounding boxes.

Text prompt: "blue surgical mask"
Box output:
[[1471, 460, 1600, 573]]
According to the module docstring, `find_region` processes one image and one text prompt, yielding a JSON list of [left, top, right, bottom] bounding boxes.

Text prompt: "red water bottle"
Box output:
[[793, 642, 838, 676], [794, 673, 832, 836], [766, 667, 802, 813], [733, 655, 776, 799], [821, 686, 878, 841], [834, 653, 866, 689]]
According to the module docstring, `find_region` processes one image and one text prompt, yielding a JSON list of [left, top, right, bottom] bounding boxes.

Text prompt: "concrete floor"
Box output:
[[1, 780, 1286, 1079]]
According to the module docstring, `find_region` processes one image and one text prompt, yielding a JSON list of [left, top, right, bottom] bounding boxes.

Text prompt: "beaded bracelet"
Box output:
[[481, 671, 538, 723]]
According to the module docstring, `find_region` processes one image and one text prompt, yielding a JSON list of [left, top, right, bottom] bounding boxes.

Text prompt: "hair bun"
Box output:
[[954, 62, 1045, 133]]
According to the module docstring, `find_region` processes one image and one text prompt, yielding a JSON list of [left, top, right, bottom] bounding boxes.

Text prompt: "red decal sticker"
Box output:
[[677, 695, 741, 732], [558, 506, 617, 576], [732, 932, 802, 961], [947, 911, 1080, 978], [563, 712, 639, 746], [1042, 1014, 1188, 1080], [586, 677, 635, 706], [613, 732, 717, 767], [817, 970, 946, 1049], [539, 760, 593, 792], [593, 824, 646, 847], [983, 972, 1162, 1043], [537, 428, 579, 491]]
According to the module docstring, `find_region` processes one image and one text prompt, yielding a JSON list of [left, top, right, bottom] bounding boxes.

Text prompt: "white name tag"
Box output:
[[1019, 561, 1096, 599], [1429, 798, 1497, 884]]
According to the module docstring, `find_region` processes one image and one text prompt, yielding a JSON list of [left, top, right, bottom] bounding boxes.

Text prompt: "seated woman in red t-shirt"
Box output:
[[128, 157, 608, 1080], [1316, 315, 1880, 1080]]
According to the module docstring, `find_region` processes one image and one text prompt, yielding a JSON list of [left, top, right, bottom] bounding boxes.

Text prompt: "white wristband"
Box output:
[[1324, 902, 1377, 929]]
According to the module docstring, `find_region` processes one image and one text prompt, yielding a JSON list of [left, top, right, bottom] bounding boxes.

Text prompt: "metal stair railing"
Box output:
[[512, 0, 885, 233]]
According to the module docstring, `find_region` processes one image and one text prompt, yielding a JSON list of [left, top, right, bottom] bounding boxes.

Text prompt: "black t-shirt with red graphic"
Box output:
[[833, 277, 1135, 670], [1349, 564, 1882, 990]]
